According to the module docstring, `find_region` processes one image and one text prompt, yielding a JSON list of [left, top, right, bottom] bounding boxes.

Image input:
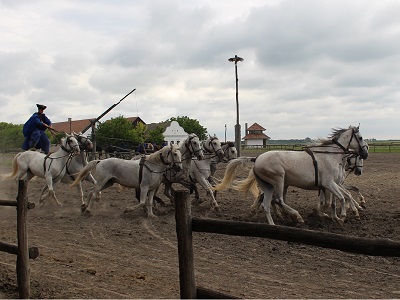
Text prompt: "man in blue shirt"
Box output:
[[22, 104, 53, 154]]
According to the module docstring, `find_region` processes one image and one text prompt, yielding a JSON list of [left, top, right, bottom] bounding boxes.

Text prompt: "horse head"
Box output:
[[345, 154, 363, 176], [331, 125, 369, 159], [203, 135, 225, 159], [63, 135, 80, 155], [73, 132, 93, 151], [185, 133, 204, 160], [224, 142, 238, 161], [166, 144, 183, 172]]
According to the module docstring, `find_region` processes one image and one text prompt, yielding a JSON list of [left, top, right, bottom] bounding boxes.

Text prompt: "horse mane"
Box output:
[[312, 127, 350, 146], [146, 144, 175, 163]]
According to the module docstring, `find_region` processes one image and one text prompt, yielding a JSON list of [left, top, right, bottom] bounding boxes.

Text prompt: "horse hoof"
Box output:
[[214, 205, 221, 212], [147, 213, 158, 219], [82, 210, 92, 217]]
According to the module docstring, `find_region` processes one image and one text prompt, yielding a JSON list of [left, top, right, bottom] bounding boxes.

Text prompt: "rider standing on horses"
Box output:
[[22, 104, 53, 154]]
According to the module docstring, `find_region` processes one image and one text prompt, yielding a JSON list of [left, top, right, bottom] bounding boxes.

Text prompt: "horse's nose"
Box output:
[[197, 153, 204, 160], [174, 164, 183, 172]]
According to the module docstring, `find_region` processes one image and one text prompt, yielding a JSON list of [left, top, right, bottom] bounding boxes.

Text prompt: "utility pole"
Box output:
[[228, 55, 244, 156]]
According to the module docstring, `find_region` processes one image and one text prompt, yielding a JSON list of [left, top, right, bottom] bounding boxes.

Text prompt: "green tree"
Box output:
[[166, 116, 208, 141], [96, 115, 143, 146], [145, 126, 165, 145], [0, 122, 24, 150]]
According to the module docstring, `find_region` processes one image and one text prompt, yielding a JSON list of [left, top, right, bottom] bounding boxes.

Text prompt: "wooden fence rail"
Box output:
[[174, 190, 400, 299], [0, 180, 39, 299]]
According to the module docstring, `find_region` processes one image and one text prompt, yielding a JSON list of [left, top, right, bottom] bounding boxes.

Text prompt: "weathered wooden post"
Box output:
[[174, 190, 196, 299], [16, 179, 30, 299]]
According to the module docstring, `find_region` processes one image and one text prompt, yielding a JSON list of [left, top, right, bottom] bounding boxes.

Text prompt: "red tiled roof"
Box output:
[[247, 123, 266, 131], [52, 119, 92, 134], [52, 116, 147, 134], [243, 133, 270, 140]]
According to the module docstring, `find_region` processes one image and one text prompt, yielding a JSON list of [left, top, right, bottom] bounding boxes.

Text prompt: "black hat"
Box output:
[[36, 104, 47, 110]]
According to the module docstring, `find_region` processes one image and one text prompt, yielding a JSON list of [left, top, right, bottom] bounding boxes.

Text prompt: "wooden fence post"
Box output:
[[174, 190, 196, 299], [16, 180, 30, 299]]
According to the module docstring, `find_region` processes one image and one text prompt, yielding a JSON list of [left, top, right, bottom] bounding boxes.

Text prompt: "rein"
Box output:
[[43, 136, 78, 180], [138, 149, 179, 184]]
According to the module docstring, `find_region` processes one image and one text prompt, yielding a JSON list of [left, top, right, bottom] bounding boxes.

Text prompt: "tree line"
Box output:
[[0, 116, 208, 152]]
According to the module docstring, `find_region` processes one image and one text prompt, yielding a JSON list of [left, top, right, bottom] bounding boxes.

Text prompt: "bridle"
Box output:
[[75, 134, 93, 151], [332, 127, 367, 156], [60, 136, 80, 154], [43, 136, 80, 179], [203, 136, 223, 157], [184, 134, 202, 158]]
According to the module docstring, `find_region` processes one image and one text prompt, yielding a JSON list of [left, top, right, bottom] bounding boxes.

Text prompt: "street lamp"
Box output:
[[228, 54, 244, 157], [68, 117, 72, 134]]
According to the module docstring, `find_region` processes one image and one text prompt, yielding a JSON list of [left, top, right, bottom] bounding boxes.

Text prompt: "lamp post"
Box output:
[[228, 54, 243, 157], [224, 124, 227, 143], [68, 118, 72, 134]]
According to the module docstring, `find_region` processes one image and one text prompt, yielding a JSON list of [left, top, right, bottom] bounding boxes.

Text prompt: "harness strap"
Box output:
[[304, 148, 319, 187], [139, 155, 146, 185], [43, 153, 51, 174]]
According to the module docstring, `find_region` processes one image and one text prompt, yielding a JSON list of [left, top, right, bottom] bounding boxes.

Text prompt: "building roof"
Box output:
[[51, 119, 92, 134], [247, 123, 266, 131], [243, 133, 271, 140], [125, 116, 146, 125], [146, 121, 171, 132], [52, 116, 147, 134]]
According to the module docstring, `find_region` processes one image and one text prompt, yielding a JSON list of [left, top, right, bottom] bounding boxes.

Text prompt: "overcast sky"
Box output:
[[1, 0, 399, 141]]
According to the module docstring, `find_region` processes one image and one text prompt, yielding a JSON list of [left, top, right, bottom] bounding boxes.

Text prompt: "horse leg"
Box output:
[[145, 189, 157, 218], [82, 187, 100, 215], [257, 181, 275, 225], [44, 176, 62, 206], [273, 182, 304, 224], [317, 190, 332, 218], [199, 178, 219, 210], [75, 182, 85, 205], [163, 182, 175, 204], [39, 185, 48, 205], [344, 184, 365, 208], [125, 186, 148, 213], [325, 182, 346, 224], [339, 186, 360, 220]]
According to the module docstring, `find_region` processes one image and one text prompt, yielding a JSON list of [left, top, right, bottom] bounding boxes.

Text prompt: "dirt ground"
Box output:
[[0, 152, 399, 299]]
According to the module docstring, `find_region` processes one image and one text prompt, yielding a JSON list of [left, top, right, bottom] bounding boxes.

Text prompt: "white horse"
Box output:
[[187, 135, 226, 209], [152, 134, 205, 201], [318, 154, 365, 219], [71, 144, 183, 218], [253, 154, 365, 222], [5, 135, 81, 205], [214, 126, 369, 225], [192, 141, 237, 201], [39, 132, 97, 205], [155, 135, 225, 211]]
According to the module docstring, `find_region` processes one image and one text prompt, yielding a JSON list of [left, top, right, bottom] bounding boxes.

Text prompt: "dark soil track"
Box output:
[[0, 152, 399, 299]]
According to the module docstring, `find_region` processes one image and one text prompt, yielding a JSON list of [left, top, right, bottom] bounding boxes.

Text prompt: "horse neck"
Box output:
[[146, 149, 169, 171], [71, 151, 88, 167], [50, 141, 73, 159], [179, 142, 193, 160]]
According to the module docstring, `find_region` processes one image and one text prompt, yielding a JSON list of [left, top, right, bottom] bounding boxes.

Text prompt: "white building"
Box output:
[[163, 121, 188, 145]]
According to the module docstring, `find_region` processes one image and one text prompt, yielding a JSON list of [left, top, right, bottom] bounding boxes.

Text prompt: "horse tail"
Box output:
[[4, 152, 22, 179], [213, 157, 254, 191], [232, 168, 259, 199], [70, 160, 100, 187]]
